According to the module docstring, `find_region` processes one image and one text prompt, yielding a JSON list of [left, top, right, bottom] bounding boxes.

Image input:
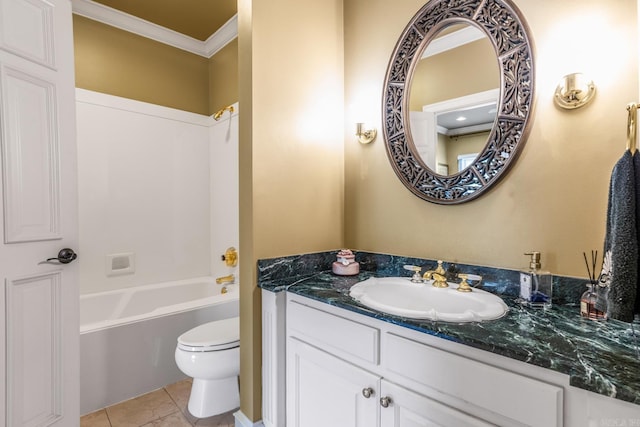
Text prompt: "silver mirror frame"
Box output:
[[382, 0, 534, 204]]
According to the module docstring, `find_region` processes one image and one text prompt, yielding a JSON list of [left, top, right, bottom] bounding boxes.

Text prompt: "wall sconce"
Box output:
[[356, 123, 377, 144], [554, 73, 596, 109]]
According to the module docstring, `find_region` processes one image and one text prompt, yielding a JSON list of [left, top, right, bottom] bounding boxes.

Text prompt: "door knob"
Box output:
[[45, 248, 77, 264], [362, 387, 374, 398], [380, 396, 392, 408]]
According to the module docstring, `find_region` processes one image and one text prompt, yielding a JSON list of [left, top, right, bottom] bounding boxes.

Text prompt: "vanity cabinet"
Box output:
[[287, 336, 493, 427], [285, 295, 563, 427], [265, 291, 640, 427], [286, 337, 379, 427]]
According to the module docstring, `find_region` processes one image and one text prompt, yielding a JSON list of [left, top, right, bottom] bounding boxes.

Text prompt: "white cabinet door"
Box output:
[[287, 337, 379, 427], [0, 0, 79, 425], [379, 381, 493, 427]]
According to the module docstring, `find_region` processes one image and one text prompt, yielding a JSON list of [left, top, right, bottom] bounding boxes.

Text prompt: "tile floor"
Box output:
[[80, 379, 236, 427]]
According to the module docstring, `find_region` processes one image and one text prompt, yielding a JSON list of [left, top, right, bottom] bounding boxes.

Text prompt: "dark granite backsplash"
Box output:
[[257, 251, 336, 282], [258, 250, 586, 304]]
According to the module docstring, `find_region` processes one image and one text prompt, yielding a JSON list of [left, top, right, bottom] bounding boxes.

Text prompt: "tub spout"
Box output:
[[216, 274, 235, 285]]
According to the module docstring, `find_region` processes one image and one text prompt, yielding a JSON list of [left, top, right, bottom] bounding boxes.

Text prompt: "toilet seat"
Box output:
[[177, 317, 239, 352]]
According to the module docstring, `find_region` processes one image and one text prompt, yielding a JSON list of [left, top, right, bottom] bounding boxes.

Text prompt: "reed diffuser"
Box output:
[[580, 250, 606, 320]]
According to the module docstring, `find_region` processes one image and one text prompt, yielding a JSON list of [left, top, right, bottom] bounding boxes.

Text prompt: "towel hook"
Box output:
[[626, 102, 638, 154]]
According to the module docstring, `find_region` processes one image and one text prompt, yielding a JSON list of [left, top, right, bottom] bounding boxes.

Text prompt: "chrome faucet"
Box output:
[[403, 265, 423, 283]]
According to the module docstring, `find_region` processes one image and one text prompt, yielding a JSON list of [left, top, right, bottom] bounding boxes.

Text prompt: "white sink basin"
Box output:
[[349, 277, 508, 323]]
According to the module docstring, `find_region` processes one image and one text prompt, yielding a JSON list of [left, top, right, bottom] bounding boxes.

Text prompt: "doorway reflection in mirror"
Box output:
[[410, 89, 497, 174], [408, 23, 499, 175]]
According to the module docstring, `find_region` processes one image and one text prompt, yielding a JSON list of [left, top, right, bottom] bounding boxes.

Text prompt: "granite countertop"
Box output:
[[258, 252, 640, 406]]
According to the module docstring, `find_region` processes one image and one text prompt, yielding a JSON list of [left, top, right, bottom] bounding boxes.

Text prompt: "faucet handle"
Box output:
[[403, 265, 423, 283], [464, 273, 483, 283], [456, 274, 473, 292], [456, 273, 483, 292]]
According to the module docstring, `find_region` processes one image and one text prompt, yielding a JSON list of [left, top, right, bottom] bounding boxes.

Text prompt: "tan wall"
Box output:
[[445, 131, 490, 174], [344, 0, 638, 277], [238, 0, 345, 421], [436, 133, 448, 169], [74, 16, 239, 116], [73, 15, 210, 114], [237, 0, 257, 419], [208, 39, 239, 115], [410, 37, 499, 110]]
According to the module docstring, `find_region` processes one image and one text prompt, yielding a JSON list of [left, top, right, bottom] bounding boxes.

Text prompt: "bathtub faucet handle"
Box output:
[[216, 274, 235, 285], [221, 247, 238, 267]]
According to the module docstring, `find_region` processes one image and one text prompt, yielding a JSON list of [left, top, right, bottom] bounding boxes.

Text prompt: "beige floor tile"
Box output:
[[194, 410, 236, 427], [164, 378, 192, 412], [80, 409, 111, 427], [183, 409, 199, 426], [106, 389, 179, 427], [141, 411, 193, 427]]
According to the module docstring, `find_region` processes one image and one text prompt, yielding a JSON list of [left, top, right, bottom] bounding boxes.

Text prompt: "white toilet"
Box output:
[[175, 316, 240, 418]]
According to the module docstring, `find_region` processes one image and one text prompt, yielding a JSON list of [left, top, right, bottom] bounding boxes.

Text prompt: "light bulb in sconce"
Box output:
[[554, 73, 596, 109], [356, 123, 377, 144]]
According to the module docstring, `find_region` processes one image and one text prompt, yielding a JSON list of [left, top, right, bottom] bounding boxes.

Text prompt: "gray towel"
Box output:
[[599, 150, 638, 322], [634, 153, 640, 316]]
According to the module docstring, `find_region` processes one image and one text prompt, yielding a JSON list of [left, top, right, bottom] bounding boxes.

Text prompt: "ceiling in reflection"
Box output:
[[437, 103, 496, 134]]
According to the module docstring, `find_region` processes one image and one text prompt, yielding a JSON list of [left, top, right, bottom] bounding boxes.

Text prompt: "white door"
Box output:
[[379, 381, 493, 427], [0, 0, 79, 425], [287, 338, 379, 427]]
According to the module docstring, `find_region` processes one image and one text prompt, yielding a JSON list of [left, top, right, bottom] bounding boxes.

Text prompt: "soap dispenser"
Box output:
[[519, 252, 552, 309]]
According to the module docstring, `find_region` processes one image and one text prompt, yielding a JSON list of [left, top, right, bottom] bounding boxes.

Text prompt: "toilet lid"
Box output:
[[177, 317, 239, 351]]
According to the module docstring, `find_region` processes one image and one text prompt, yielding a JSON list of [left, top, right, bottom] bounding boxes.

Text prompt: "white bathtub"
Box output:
[[80, 277, 239, 415]]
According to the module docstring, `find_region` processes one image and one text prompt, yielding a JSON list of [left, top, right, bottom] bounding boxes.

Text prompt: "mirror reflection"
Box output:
[[408, 23, 500, 175]]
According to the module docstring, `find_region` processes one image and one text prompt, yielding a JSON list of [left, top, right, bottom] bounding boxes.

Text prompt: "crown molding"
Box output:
[[71, 0, 237, 58], [204, 15, 238, 57]]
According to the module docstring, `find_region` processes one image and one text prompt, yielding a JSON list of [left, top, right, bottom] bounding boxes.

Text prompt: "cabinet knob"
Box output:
[[362, 387, 374, 398], [380, 396, 392, 408]]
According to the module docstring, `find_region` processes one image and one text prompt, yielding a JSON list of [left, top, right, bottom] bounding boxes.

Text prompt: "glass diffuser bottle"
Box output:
[[580, 284, 606, 320], [580, 250, 607, 321]]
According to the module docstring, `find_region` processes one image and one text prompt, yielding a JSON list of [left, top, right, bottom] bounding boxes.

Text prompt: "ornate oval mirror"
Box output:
[[383, 0, 534, 204]]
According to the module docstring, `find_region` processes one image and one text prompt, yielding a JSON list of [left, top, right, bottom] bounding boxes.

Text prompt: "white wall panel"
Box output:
[[209, 103, 239, 278], [76, 90, 212, 294]]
